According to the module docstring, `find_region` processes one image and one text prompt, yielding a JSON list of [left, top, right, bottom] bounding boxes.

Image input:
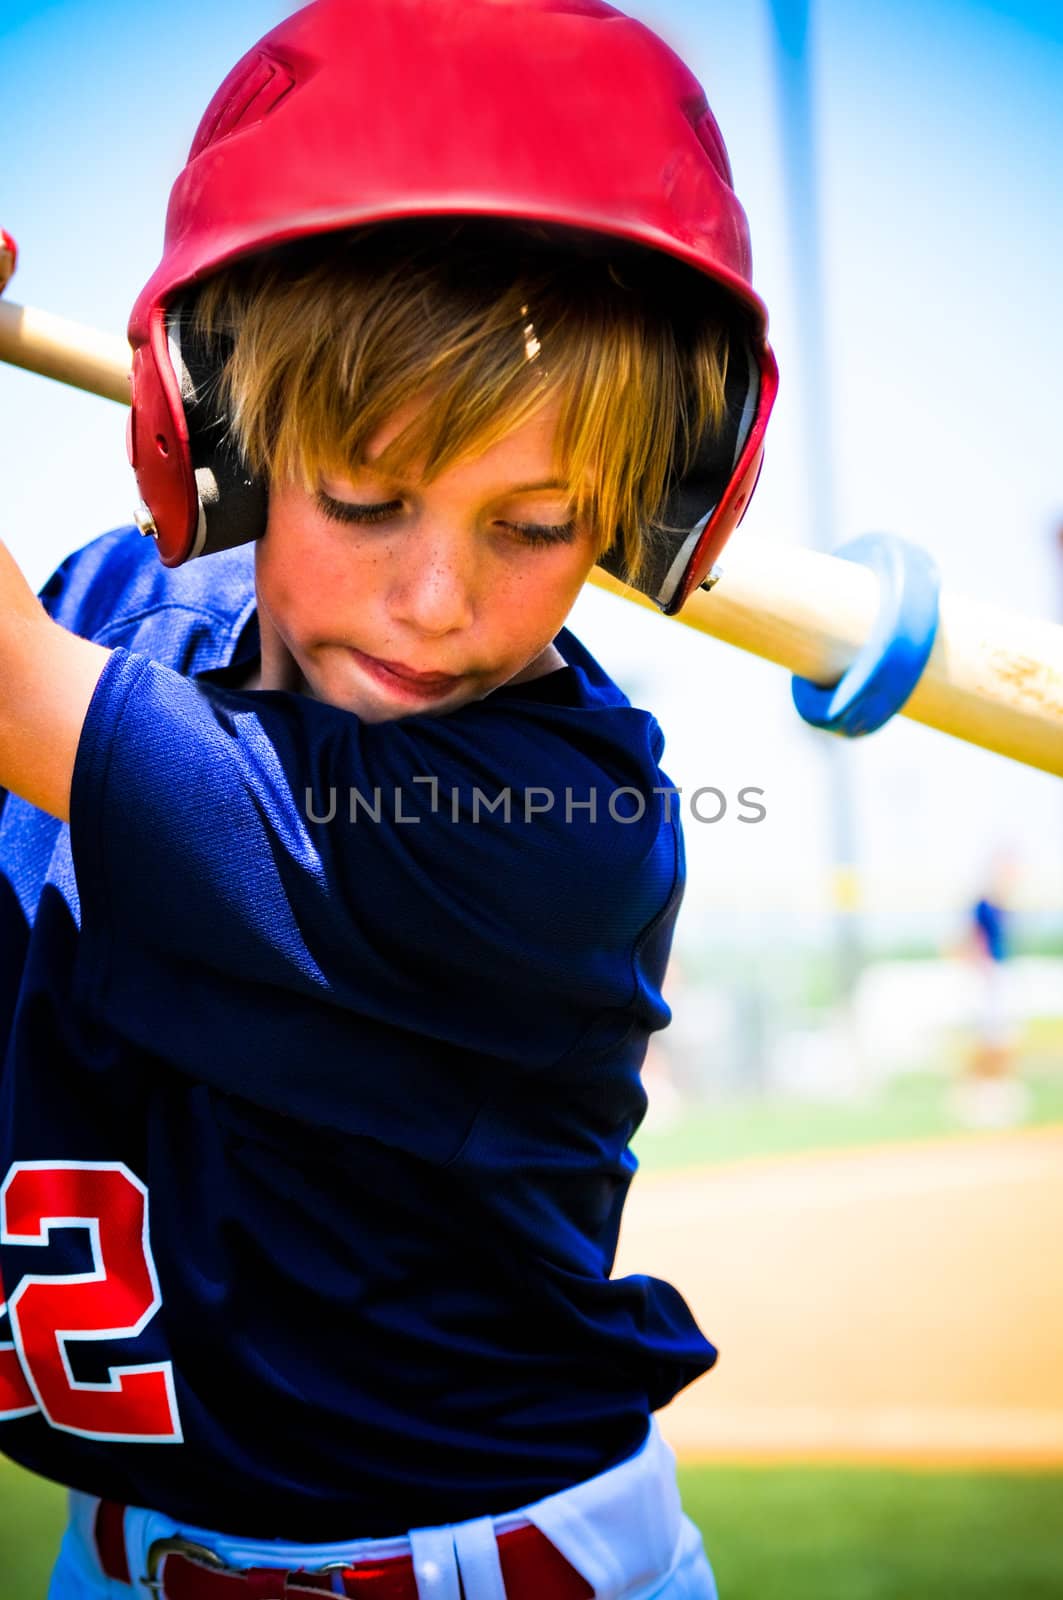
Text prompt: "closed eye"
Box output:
[[505, 519, 577, 547], [316, 494, 402, 526], [315, 493, 577, 546]]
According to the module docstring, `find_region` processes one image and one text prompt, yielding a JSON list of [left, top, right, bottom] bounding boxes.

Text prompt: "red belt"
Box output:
[[95, 1500, 594, 1599]]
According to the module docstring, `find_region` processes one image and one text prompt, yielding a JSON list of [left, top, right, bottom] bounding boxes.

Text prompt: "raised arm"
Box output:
[[0, 538, 110, 821]]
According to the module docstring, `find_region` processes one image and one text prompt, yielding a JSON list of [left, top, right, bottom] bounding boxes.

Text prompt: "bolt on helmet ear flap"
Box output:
[[127, 0, 777, 614]]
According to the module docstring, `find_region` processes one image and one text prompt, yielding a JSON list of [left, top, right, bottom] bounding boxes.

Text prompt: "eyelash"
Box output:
[[315, 494, 577, 547]]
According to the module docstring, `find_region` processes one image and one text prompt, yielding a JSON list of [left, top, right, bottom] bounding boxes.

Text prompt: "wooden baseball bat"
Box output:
[[1, 296, 1061, 777], [0, 299, 131, 406]]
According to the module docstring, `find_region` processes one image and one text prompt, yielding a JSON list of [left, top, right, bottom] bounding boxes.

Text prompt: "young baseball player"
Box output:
[[0, 1, 776, 1595]]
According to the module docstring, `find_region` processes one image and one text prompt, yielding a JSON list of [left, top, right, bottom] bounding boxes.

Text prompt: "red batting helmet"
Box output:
[[127, 0, 778, 614]]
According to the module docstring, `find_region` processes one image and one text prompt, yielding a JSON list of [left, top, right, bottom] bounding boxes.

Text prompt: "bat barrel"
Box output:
[[592, 548, 1063, 779], [906, 592, 1063, 777]]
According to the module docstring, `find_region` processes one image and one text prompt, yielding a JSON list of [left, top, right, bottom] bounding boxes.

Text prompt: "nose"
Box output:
[[387, 524, 477, 636]]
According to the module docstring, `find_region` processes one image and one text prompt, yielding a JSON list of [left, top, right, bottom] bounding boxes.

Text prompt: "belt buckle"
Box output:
[[142, 1533, 228, 1595], [316, 1560, 353, 1592]]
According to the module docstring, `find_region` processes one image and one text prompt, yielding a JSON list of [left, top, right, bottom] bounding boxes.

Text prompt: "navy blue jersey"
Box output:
[[0, 527, 714, 1540], [973, 898, 1008, 963]]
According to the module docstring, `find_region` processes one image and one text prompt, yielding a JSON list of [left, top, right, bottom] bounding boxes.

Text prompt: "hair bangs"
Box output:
[[191, 218, 733, 593]]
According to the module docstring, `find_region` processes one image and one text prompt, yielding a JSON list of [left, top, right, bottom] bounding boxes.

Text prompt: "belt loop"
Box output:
[[408, 1527, 461, 1600], [94, 1499, 132, 1585], [452, 1518, 507, 1600]]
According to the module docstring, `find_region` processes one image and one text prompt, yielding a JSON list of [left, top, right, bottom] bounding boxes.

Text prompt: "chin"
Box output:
[[351, 699, 410, 725]]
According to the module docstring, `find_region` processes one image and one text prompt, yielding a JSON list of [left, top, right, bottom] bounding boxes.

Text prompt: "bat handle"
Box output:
[[0, 298, 131, 406]]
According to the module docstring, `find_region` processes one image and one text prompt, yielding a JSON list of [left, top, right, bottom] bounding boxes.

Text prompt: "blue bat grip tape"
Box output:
[[791, 533, 941, 737]]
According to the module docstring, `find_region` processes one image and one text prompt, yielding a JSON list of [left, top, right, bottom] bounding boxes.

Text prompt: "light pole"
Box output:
[[766, 0, 865, 1028]]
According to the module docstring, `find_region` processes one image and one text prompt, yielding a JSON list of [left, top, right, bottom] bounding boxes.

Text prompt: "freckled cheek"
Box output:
[[486, 563, 586, 659], [524, 550, 594, 614], [270, 539, 368, 632]]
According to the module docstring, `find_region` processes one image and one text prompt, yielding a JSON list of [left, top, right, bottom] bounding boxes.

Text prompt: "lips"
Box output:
[[349, 648, 463, 699], [374, 655, 460, 685]]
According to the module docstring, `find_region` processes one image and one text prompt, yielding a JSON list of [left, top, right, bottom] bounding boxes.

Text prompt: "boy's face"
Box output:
[[253, 392, 599, 722]]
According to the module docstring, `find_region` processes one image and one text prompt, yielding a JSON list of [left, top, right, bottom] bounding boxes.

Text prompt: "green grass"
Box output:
[[633, 1065, 1063, 1174], [0, 1460, 65, 1596], [4, 1458, 1063, 1598], [679, 1462, 1063, 1599]]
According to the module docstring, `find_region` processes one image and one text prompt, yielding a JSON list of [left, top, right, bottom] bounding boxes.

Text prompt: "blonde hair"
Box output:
[[189, 219, 732, 591]]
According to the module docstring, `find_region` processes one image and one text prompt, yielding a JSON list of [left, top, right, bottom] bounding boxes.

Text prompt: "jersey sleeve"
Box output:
[[68, 649, 679, 1157]]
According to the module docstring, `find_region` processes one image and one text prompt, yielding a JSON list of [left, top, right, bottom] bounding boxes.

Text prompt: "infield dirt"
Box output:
[[616, 1126, 1063, 1466]]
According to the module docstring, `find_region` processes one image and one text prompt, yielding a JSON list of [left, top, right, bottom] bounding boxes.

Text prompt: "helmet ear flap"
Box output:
[[164, 301, 269, 560], [595, 327, 765, 611]]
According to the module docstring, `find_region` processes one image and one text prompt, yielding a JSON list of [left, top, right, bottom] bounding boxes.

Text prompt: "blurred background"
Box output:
[[2, 0, 1062, 1594]]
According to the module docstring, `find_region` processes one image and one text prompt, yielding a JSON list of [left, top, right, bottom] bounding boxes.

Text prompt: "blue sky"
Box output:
[[2, 0, 1061, 950]]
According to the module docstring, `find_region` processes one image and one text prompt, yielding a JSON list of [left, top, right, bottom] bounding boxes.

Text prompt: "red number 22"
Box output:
[[0, 1162, 181, 1441]]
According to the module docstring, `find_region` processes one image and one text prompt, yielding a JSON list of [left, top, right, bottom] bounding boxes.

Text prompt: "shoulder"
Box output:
[[38, 526, 255, 672], [491, 625, 669, 790], [399, 625, 665, 814], [349, 658, 681, 952]]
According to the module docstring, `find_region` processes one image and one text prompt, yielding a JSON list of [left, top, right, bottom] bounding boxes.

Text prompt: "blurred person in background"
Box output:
[[952, 848, 1029, 1129]]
